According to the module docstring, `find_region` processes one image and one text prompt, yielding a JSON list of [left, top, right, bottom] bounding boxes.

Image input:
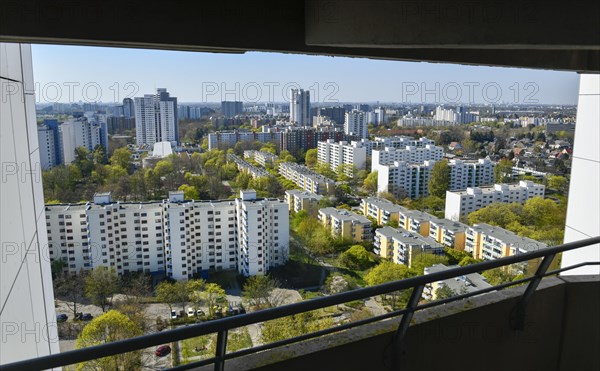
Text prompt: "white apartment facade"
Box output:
[[377, 160, 435, 198], [445, 180, 546, 221], [45, 190, 289, 280], [134, 88, 178, 146], [447, 158, 495, 191], [290, 89, 310, 125], [317, 139, 367, 175], [236, 190, 289, 276], [38, 125, 58, 169], [371, 144, 443, 168], [344, 110, 368, 139], [60, 118, 106, 165]]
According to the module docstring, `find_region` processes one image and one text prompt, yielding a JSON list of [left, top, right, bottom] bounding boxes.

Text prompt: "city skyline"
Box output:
[[32, 45, 580, 105]]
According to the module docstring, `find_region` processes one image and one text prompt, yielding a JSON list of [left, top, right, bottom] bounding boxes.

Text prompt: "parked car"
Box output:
[[155, 345, 171, 357], [170, 310, 177, 319], [196, 309, 205, 316], [187, 307, 195, 317], [56, 314, 68, 322], [81, 313, 93, 321]]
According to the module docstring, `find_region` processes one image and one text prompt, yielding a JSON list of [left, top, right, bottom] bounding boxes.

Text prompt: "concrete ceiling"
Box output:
[[1, 0, 598, 72]]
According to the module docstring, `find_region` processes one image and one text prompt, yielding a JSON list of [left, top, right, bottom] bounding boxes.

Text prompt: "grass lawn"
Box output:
[[180, 327, 253, 364], [227, 327, 253, 352], [181, 335, 213, 362]]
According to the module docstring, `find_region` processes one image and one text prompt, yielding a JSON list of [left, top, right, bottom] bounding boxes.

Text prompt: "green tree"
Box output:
[[435, 285, 456, 300], [305, 149, 318, 168], [54, 270, 87, 318], [428, 160, 450, 198], [76, 310, 143, 371], [93, 144, 108, 165], [110, 147, 132, 172], [242, 275, 281, 310], [84, 267, 118, 312], [186, 279, 207, 311], [467, 202, 522, 228], [365, 261, 412, 308], [74, 147, 94, 177], [362, 171, 378, 195], [203, 283, 227, 317], [155, 281, 178, 313], [494, 158, 513, 183], [547, 175, 568, 195], [482, 268, 518, 286], [179, 184, 199, 200], [337, 245, 373, 270], [260, 142, 277, 154], [316, 162, 336, 179], [409, 253, 449, 275]]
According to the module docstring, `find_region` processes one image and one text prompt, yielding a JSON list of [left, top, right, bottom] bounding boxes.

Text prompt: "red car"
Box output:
[[155, 345, 171, 357]]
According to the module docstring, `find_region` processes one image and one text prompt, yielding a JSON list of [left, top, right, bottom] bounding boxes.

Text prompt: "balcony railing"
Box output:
[[2, 236, 599, 371]]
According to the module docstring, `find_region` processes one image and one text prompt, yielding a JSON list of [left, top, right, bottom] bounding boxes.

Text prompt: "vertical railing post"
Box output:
[[214, 330, 228, 371], [510, 253, 556, 330], [391, 284, 424, 371]]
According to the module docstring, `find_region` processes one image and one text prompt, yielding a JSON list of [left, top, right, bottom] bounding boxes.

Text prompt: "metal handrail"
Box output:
[[2, 236, 599, 371]]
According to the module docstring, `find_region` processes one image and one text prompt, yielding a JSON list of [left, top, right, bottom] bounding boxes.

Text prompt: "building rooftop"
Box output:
[[429, 218, 468, 233], [377, 226, 442, 247], [450, 181, 544, 196], [362, 197, 407, 213], [320, 207, 371, 224], [285, 189, 324, 200], [424, 264, 492, 294]]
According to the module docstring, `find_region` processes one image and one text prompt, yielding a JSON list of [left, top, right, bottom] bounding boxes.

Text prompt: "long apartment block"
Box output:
[[244, 150, 278, 167], [376, 158, 495, 199], [445, 180, 546, 221], [317, 139, 367, 175], [374, 226, 444, 267], [466, 223, 548, 274], [371, 144, 443, 169], [318, 207, 372, 242], [227, 154, 271, 178], [279, 162, 336, 195], [45, 190, 289, 280], [362, 197, 468, 250], [285, 189, 323, 215]]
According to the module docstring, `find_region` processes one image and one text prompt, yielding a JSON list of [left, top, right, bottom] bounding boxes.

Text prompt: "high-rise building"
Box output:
[[123, 97, 135, 118], [317, 106, 346, 124], [344, 110, 368, 138], [290, 89, 310, 125], [221, 101, 244, 118], [317, 139, 367, 175], [134, 88, 178, 146], [59, 118, 108, 165], [45, 190, 289, 279], [37, 119, 63, 169]]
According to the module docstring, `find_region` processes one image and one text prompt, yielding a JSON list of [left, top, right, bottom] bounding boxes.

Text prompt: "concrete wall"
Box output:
[[212, 276, 599, 371], [0, 43, 60, 364], [562, 74, 600, 275]]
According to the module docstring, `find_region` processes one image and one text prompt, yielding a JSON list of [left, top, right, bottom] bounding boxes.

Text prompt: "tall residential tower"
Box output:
[[134, 88, 178, 145]]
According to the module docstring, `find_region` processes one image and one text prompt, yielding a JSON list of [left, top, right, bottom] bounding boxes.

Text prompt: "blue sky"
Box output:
[[32, 44, 580, 105]]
